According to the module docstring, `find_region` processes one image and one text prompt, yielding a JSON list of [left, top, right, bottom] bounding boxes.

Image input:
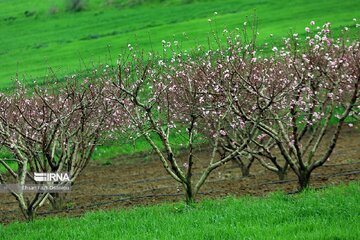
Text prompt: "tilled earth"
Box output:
[[1, 127, 359, 224]]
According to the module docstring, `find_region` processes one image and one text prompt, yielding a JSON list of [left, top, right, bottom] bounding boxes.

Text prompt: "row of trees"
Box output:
[[1, 21, 359, 220]]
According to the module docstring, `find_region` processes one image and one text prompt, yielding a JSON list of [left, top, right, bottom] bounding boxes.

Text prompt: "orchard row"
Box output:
[[0, 21, 359, 220]]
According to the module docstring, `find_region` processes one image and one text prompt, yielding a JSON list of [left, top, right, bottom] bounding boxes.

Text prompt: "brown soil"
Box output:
[[1, 127, 359, 224]]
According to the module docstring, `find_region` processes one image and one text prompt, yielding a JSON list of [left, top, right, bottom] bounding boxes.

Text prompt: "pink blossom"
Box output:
[[257, 134, 267, 141], [219, 129, 227, 136]]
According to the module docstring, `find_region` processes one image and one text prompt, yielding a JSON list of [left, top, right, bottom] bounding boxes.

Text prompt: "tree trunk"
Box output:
[[277, 170, 287, 181], [234, 156, 254, 177], [25, 208, 35, 221], [49, 193, 66, 210], [241, 167, 251, 177], [297, 170, 311, 191], [185, 183, 195, 205], [16, 195, 35, 221], [19, 204, 35, 221]]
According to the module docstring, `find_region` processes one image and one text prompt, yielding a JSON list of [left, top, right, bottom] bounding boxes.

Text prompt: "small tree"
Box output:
[[0, 77, 110, 219], [0, 87, 49, 220], [108, 48, 256, 203], [204, 25, 290, 180], [229, 23, 360, 190]]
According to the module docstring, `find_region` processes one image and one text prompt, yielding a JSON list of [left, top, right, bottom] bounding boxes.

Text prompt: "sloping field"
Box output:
[[0, 0, 359, 88]]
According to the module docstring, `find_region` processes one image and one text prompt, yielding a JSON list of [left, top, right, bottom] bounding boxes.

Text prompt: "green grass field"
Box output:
[[1, 0, 359, 89], [1, 182, 359, 239]]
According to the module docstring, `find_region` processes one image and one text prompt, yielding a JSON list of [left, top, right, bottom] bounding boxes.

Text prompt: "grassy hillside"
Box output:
[[0, 0, 359, 89], [1, 182, 359, 239]]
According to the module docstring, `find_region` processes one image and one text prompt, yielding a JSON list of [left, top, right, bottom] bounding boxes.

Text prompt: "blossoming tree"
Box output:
[[108, 48, 258, 203], [0, 77, 111, 220], [229, 22, 360, 190]]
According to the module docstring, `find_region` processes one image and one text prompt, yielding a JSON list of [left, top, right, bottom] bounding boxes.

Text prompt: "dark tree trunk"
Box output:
[[234, 155, 254, 177], [19, 206, 35, 221], [241, 167, 251, 177], [49, 193, 66, 210], [25, 208, 35, 221], [297, 170, 311, 191], [17, 195, 35, 221], [277, 170, 287, 181], [185, 183, 195, 205]]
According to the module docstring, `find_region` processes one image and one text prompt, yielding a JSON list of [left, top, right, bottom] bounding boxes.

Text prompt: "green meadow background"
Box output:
[[1, 0, 359, 89]]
